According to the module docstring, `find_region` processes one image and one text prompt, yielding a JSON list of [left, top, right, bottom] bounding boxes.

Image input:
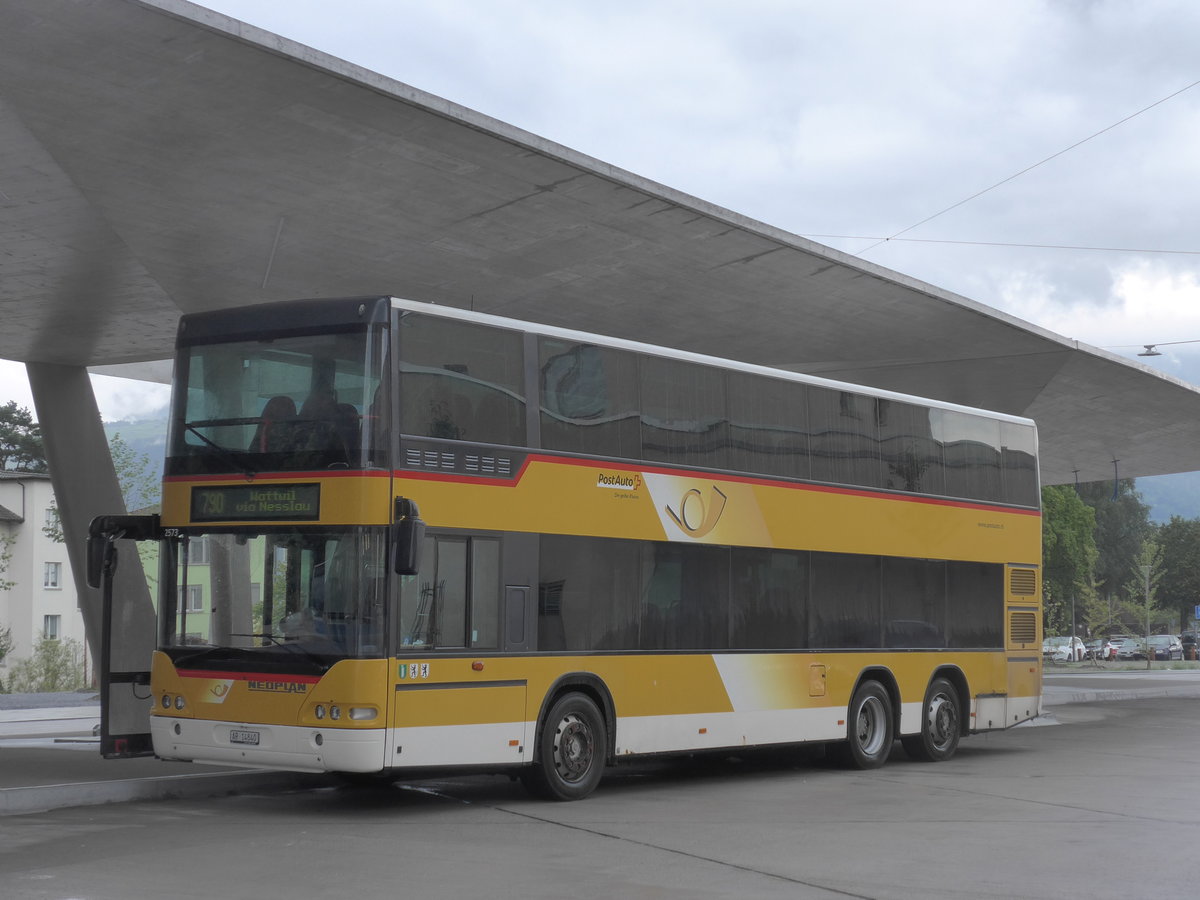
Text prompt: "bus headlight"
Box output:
[[314, 705, 325, 720], [330, 705, 342, 721], [174, 695, 186, 710], [349, 707, 378, 721]]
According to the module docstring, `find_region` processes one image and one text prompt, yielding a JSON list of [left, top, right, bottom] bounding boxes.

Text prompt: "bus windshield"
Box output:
[[167, 325, 389, 475], [160, 527, 389, 664]]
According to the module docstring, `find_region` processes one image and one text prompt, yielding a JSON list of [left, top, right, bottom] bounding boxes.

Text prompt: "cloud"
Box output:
[[1002, 260, 1200, 349], [0, 361, 169, 424]]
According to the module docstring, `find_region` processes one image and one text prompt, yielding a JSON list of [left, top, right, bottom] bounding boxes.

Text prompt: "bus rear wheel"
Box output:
[[521, 692, 606, 801], [901, 677, 961, 762], [834, 680, 893, 769]]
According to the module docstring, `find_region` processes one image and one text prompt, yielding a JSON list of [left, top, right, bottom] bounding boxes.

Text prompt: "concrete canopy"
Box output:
[[1, 0, 1197, 487]]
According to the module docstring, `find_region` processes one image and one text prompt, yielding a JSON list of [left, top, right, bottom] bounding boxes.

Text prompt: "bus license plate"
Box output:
[[229, 729, 260, 746]]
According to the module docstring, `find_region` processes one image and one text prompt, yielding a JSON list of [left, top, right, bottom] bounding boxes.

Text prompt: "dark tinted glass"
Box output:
[[946, 561, 1004, 648], [539, 340, 641, 458], [640, 543, 729, 650], [536, 537, 1003, 654], [1001, 421, 1039, 507], [399, 314, 526, 447], [537, 534, 641, 651], [810, 553, 882, 648], [939, 411, 1003, 503], [879, 401, 945, 495], [809, 389, 882, 487], [730, 548, 808, 648], [641, 356, 729, 469], [883, 557, 947, 648], [727, 371, 809, 480]]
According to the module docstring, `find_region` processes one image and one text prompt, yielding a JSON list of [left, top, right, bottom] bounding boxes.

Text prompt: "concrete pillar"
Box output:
[[27, 363, 155, 735]]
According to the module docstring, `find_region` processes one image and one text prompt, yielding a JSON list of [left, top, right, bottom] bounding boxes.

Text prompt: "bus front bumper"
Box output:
[[150, 715, 386, 773]]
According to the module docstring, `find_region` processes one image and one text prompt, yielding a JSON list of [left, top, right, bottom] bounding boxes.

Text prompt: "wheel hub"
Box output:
[[553, 713, 594, 782]]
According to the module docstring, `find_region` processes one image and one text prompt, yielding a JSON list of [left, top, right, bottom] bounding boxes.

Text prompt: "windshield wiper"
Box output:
[[230, 632, 287, 647], [185, 422, 260, 477]]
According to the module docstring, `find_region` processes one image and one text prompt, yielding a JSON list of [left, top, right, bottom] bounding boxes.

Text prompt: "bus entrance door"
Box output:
[[87, 515, 161, 758]]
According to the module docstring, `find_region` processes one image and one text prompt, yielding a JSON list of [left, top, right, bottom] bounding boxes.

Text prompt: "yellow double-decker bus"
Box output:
[[93, 295, 1042, 800]]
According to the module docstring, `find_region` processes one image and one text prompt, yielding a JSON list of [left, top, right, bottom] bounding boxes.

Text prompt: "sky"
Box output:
[[3, 0, 1199, 421]]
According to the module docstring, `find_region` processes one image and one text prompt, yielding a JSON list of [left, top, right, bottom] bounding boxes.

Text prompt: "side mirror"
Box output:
[[392, 498, 425, 576], [85, 527, 111, 590], [85, 515, 161, 589]]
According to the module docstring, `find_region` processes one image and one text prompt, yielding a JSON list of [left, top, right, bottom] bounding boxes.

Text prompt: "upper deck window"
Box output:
[[167, 326, 388, 475], [398, 313, 526, 447]]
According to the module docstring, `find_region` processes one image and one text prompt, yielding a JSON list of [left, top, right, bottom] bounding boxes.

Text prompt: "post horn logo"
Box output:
[[665, 485, 728, 538]]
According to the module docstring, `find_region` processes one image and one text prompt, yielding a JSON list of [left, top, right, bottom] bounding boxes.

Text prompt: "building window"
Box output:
[[43, 562, 62, 589], [44, 615, 61, 640], [186, 536, 211, 565], [179, 585, 203, 612]]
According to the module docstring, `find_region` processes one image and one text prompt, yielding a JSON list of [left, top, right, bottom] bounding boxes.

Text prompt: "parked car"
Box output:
[[1042, 635, 1086, 661], [1097, 638, 1122, 660], [1146, 634, 1183, 660], [1114, 637, 1145, 660]]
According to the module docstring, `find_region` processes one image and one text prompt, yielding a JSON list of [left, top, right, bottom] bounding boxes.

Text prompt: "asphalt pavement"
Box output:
[[0, 692, 331, 815], [4, 668, 1200, 816]]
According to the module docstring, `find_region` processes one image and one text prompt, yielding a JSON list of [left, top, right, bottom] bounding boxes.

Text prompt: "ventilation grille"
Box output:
[[1010, 611, 1038, 645], [1009, 568, 1037, 596]]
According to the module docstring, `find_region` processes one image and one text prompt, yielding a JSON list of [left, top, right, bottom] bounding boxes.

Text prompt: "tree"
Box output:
[[109, 432, 161, 513], [1156, 516, 1200, 632], [1040, 485, 1098, 635], [0, 401, 46, 471], [5, 635, 88, 692], [0, 625, 11, 693], [0, 624, 13, 665], [1076, 478, 1153, 620], [42, 432, 161, 544], [0, 533, 15, 592], [1113, 542, 1169, 645]]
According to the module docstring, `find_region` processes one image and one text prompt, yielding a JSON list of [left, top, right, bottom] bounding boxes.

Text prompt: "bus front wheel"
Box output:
[[834, 680, 893, 769], [901, 677, 961, 762], [522, 692, 607, 801]]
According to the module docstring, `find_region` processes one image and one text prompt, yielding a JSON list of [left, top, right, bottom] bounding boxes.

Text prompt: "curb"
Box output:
[[1042, 686, 1200, 706], [0, 769, 335, 817]]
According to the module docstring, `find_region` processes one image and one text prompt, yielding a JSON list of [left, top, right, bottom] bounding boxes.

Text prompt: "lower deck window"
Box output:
[[537, 534, 1003, 653]]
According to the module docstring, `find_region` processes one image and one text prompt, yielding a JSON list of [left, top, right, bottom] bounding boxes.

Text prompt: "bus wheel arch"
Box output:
[[902, 669, 966, 763], [522, 674, 614, 801]]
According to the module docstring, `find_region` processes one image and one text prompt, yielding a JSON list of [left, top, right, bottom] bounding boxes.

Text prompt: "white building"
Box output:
[[0, 471, 90, 682]]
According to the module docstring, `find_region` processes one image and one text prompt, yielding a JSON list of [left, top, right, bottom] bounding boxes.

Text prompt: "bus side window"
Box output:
[[399, 536, 499, 650]]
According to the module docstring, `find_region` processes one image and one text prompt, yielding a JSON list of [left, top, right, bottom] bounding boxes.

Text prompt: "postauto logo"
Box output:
[[664, 485, 728, 538], [596, 471, 642, 491]]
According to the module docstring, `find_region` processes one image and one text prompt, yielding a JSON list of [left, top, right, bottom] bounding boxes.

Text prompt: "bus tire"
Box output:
[[835, 680, 893, 769], [901, 677, 961, 762], [521, 692, 606, 801]]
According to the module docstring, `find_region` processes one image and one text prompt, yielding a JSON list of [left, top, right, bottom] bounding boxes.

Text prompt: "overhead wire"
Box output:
[[1107, 338, 1200, 349], [802, 235, 1200, 255], [845, 76, 1200, 257]]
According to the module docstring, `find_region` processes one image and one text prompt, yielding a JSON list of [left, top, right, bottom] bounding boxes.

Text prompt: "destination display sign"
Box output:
[[190, 483, 321, 522]]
